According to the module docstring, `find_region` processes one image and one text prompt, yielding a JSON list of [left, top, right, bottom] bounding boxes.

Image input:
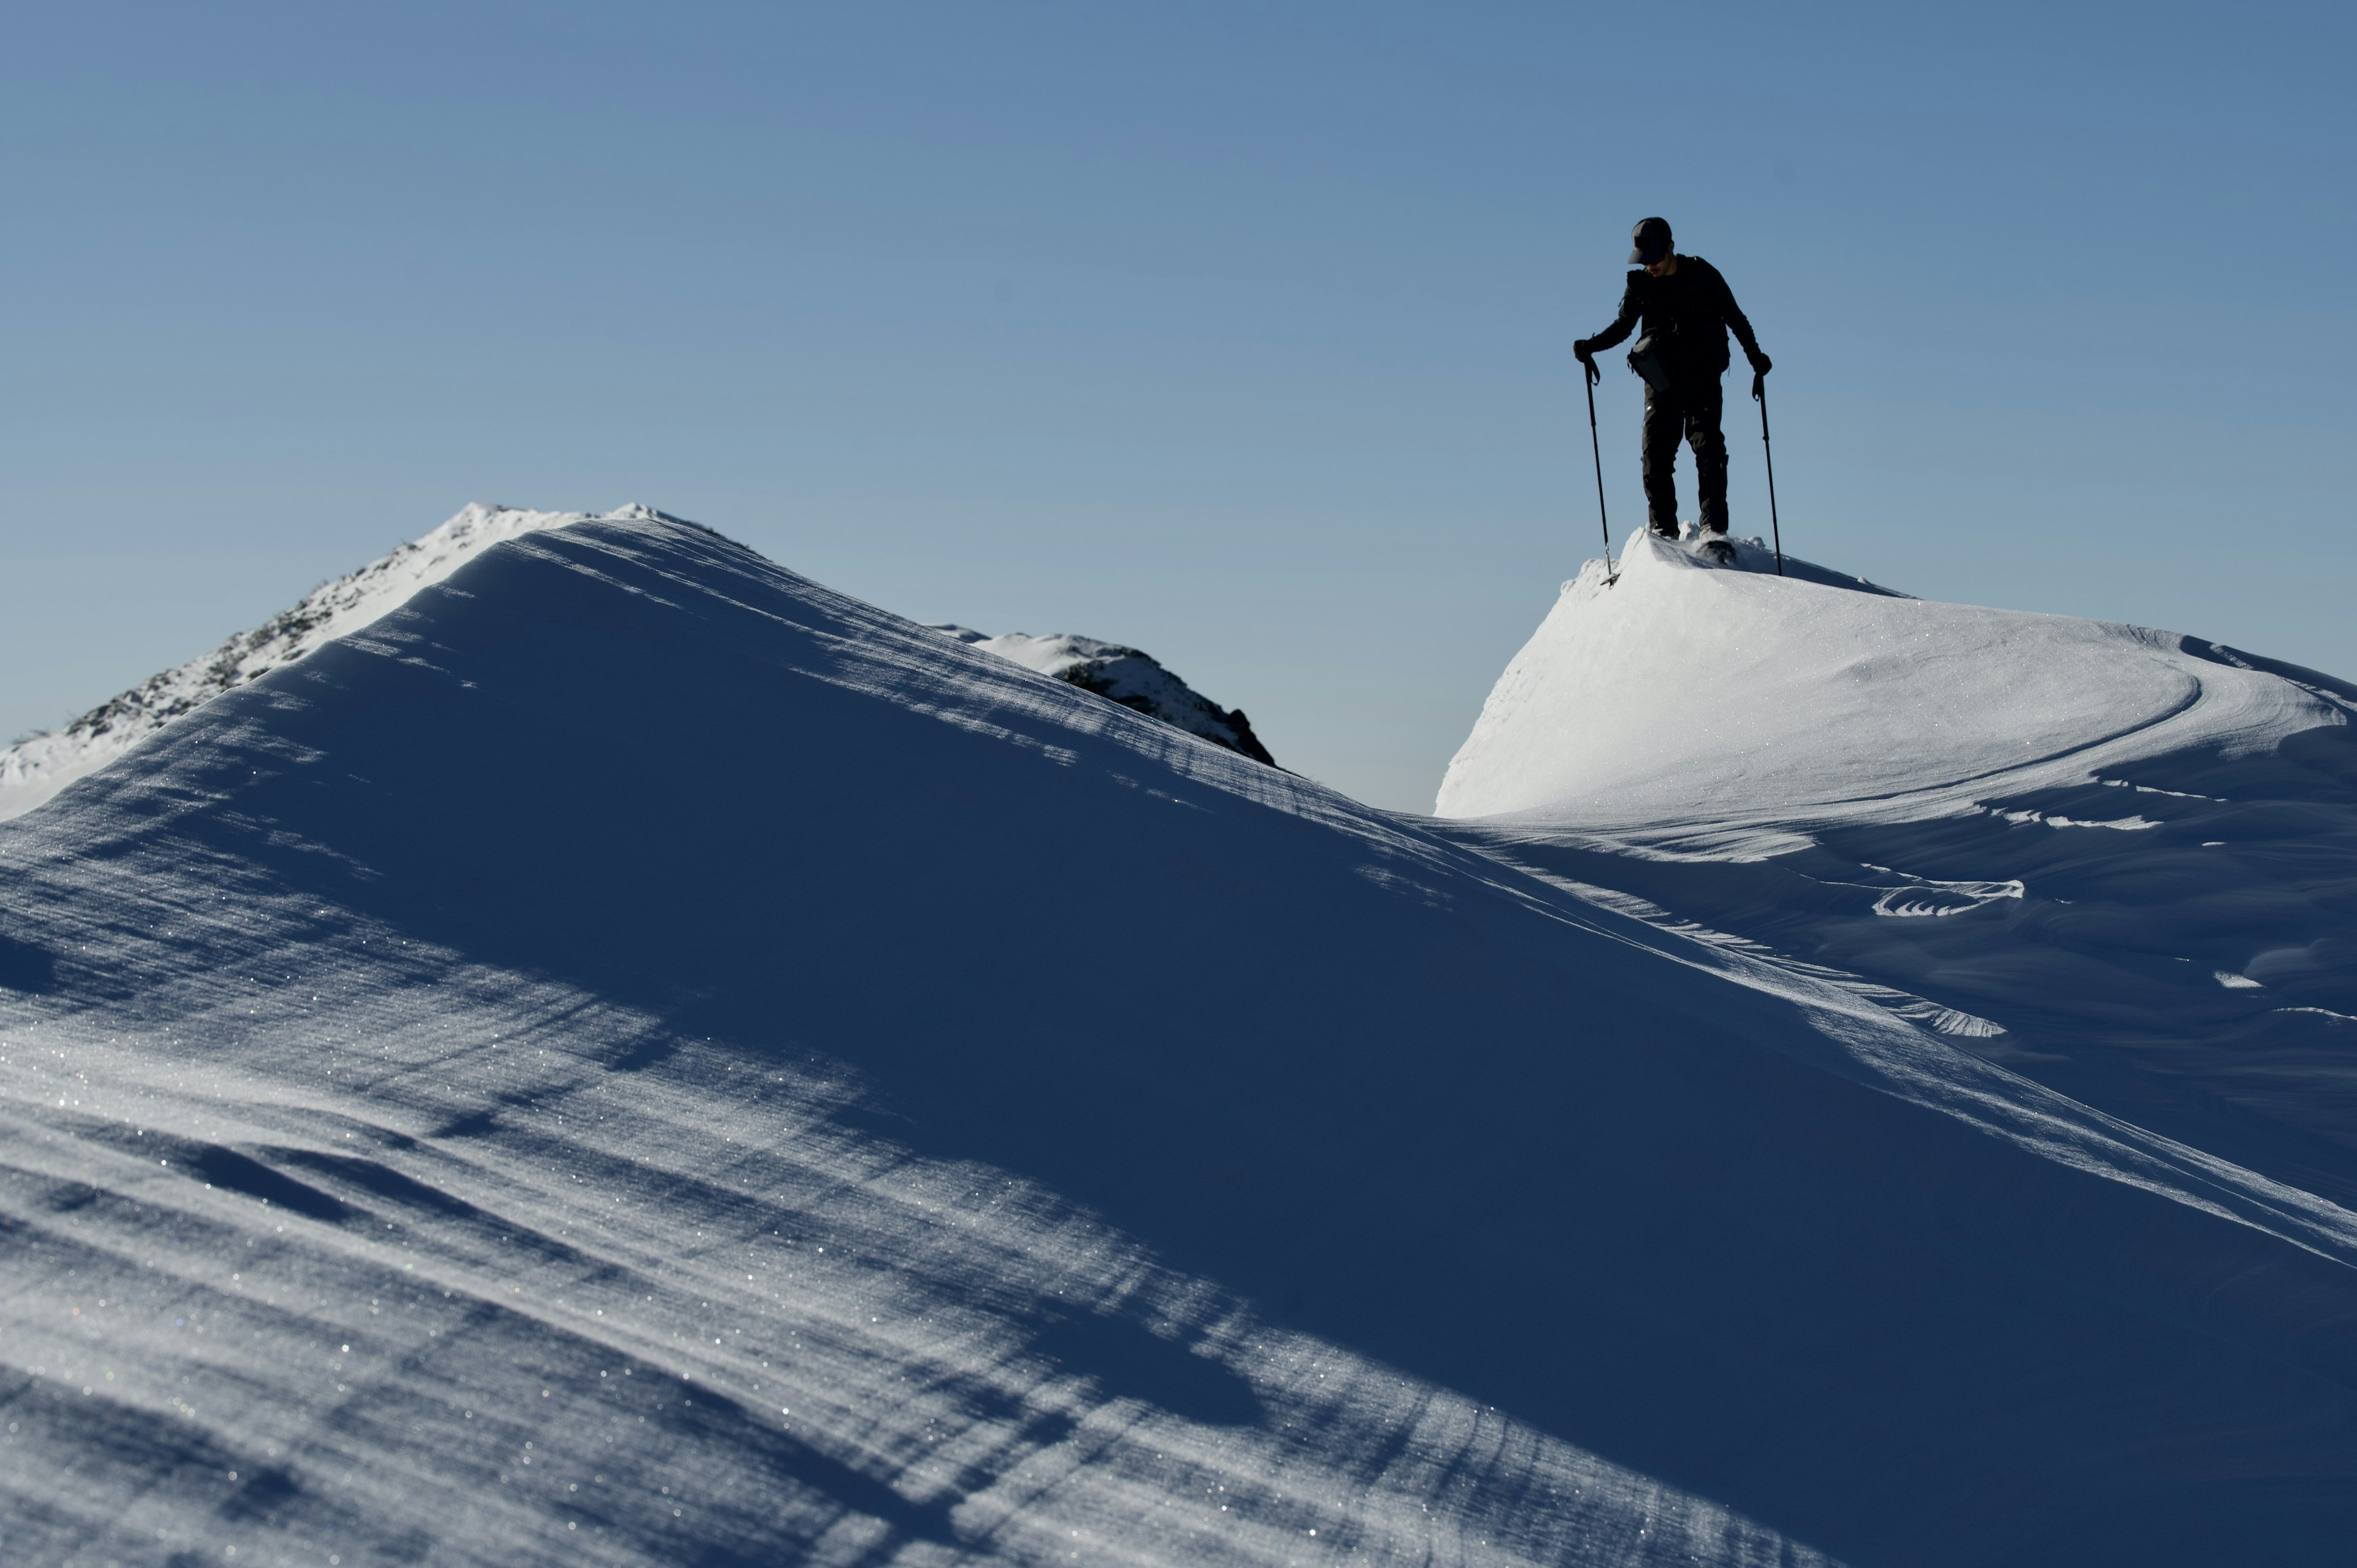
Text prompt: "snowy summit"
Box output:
[[1438, 527, 2331, 828], [0, 504, 632, 820], [0, 506, 1269, 818], [2, 508, 2355, 1566]]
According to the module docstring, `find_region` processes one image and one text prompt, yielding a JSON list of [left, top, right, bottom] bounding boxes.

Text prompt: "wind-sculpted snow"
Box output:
[[1437, 530, 2332, 825], [6, 517, 2357, 1566], [1452, 733, 2357, 1234], [1436, 525, 2357, 1410]]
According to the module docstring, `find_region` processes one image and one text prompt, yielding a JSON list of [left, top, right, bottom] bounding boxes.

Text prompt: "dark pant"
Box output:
[[1642, 378, 1728, 537]]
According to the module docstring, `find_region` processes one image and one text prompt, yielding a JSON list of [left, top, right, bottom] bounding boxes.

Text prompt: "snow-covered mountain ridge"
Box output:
[[0, 506, 1277, 820], [0, 503, 629, 819], [5, 511, 2357, 1565]]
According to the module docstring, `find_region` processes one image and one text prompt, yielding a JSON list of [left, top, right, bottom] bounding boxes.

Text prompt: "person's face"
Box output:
[[1644, 249, 1676, 277]]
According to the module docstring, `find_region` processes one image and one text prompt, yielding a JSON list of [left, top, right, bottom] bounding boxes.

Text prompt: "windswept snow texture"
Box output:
[[1437, 525, 2357, 1316], [6, 517, 2357, 1567], [936, 627, 1278, 766], [0, 503, 664, 822]]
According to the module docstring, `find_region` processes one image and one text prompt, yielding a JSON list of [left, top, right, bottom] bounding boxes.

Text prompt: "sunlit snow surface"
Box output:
[[6, 517, 2357, 1566], [1436, 530, 2333, 826], [1437, 528, 2357, 1221]]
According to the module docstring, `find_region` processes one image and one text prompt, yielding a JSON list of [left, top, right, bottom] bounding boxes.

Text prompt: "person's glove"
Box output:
[[1574, 339, 1600, 387], [1749, 350, 1771, 401]]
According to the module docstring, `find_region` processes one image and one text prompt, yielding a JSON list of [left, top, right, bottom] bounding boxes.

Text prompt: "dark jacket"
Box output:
[[1584, 255, 1763, 385]]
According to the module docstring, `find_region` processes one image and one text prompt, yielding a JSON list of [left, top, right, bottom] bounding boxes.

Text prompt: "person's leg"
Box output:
[[1688, 379, 1730, 535], [1641, 385, 1683, 538]]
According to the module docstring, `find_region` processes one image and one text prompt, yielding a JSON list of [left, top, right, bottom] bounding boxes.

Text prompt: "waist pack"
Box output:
[[1627, 328, 1675, 393]]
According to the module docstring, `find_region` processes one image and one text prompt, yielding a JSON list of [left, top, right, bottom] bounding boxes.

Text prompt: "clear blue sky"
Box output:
[[5, 2, 2350, 810]]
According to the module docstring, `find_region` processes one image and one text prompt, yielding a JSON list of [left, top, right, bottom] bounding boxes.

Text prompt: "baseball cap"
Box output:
[[1628, 217, 1673, 266]]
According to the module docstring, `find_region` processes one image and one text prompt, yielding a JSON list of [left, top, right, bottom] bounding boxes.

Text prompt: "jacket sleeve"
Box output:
[[1711, 263, 1764, 362], [1584, 276, 1644, 352]]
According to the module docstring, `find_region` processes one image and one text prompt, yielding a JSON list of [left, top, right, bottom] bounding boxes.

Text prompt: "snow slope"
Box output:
[[935, 627, 1277, 765], [0, 504, 650, 822], [6, 515, 2357, 1567], [1437, 529, 2332, 828], [1438, 525, 2357, 1240], [0, 508, 1276, 827]]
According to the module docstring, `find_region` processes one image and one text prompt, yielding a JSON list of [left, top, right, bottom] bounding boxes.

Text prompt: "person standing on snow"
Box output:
[[1574, 217, 1771, 544]]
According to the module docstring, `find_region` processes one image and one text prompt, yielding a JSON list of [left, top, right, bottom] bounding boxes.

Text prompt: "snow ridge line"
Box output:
[[0, 504, 649, 820]]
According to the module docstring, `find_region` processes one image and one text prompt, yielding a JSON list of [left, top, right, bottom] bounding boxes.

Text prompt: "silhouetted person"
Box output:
[[1576, 217, 1770, 541]]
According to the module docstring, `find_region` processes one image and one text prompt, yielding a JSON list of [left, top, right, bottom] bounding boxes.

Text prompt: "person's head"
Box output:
[[1629, 216, 1674, 273]]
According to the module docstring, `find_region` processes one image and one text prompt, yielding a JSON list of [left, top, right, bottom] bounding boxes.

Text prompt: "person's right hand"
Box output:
[[1573, 338, 1594, 364]]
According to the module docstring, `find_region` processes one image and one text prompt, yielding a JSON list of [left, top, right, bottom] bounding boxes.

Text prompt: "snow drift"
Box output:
[[1437, 529, 2334, 825], [5, 514, 2357, 1567]]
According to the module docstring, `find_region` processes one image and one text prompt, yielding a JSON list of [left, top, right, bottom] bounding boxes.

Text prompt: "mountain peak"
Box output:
[[1, 505, 1273, 821], [0, 503, 666, 819]]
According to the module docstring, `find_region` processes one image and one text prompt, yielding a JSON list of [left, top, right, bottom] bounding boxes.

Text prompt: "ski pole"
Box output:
[[1584, 357, 1616, 585], [1753, 371, 1784, 576]]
